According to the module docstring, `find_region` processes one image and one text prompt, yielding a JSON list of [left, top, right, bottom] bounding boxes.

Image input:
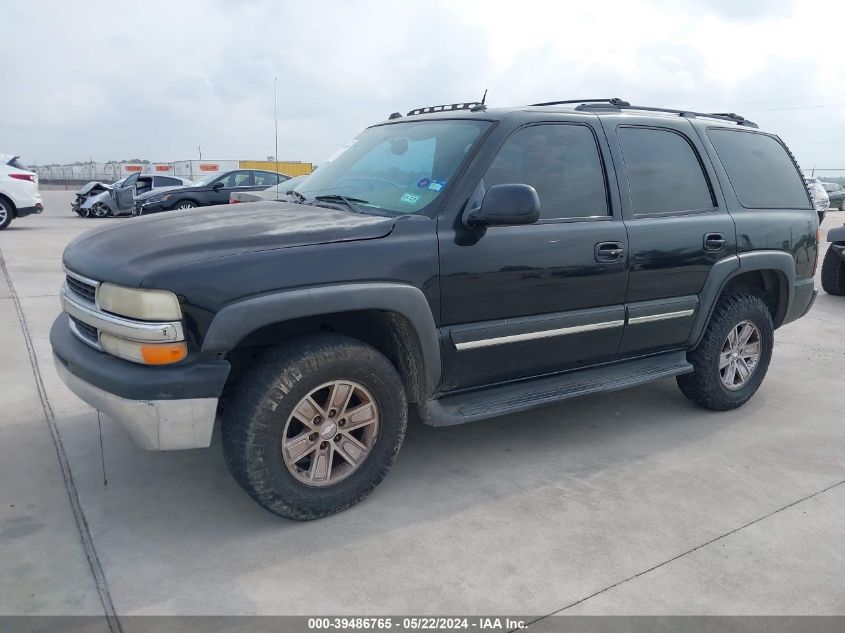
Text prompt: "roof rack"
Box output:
[[529, 98, 759, 128], [529, 97, 631, 107], [407, 102, 484, 116]]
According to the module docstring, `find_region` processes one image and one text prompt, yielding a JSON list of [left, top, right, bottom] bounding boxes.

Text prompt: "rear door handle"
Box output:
[[704, 233, 727, 252], [595, 241, 625, 263]]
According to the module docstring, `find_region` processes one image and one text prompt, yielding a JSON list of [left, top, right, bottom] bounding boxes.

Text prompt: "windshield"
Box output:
[[192, 173, 219, 187], [297, 119, 490, 215]]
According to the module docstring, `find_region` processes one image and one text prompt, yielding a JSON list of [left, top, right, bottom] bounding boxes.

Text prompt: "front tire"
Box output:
[[677, 294, 774, 411], [222, 334, 408, 520], [173, 200, 197, 210], [821, 246, 845, 295], [90, 202, 110, 218]]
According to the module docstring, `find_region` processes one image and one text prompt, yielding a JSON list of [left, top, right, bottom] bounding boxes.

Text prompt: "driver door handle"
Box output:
[[595, 241, 625, 263]]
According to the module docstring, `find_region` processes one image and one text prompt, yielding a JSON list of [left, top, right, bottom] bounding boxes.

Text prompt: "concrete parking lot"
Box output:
[[1, 190, 843, 619]]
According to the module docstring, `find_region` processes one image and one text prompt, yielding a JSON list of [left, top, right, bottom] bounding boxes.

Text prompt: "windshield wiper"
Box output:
[[313, 194, 370, 214]]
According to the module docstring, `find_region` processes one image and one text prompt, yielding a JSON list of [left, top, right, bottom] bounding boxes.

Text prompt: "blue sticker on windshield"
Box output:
[[416, 178, 431, 189], [400, 192, 421, 205]]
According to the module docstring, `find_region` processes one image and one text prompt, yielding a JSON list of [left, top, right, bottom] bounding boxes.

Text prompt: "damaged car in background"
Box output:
[[72, 179, 118, 217], [73, 172, 192, 218]]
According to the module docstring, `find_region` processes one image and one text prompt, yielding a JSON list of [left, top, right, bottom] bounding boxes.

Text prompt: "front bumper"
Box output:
[[51, 313, 230, 450], [54, 359, 218, 450]]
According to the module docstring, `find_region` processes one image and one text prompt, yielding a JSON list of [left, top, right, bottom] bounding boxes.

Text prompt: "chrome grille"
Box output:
[[69, 316, 99, 346], [66, 275, 96, 303]]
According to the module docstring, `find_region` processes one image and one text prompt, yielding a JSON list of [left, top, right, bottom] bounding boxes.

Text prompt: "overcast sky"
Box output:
[[4, 0, 845, 173]]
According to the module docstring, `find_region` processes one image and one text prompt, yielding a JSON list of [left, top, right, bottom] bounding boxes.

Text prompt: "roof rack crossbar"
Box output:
[[568, 102, 759, 128], [407, 102, 483, 116], [529, 97, 630, 107]]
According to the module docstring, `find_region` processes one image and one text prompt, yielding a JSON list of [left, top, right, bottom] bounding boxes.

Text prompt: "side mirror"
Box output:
[[465, 184, 540, 228], [212, 181, 224, 191]]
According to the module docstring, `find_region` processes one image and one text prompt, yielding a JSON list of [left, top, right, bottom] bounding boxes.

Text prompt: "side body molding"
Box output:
[[201, 283, 441, 396], [689, 250, 796, 347]]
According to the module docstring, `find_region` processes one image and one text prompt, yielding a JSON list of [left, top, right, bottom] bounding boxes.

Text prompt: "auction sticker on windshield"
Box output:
[[400, 192, 421, 205]]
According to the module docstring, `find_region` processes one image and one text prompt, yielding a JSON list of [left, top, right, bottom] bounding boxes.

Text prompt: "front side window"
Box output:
[[707, 129, 811, 209], [297, 119, 491, 215], [217, 171, 252, 188], [156, 176, 182, 187], [483, 124, 609, 220], [619, 127, 714, 215], [253, 172, 283, 186]]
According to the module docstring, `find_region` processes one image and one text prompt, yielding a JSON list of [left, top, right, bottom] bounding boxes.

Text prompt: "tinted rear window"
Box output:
[[707, 129, 811, 209], [618, 127, 714, 215]]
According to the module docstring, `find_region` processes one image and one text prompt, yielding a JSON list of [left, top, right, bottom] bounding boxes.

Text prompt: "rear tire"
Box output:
[[0, 198, 12, 230], [677, 294, 774, 411], [839, 200, 845, 211], [222, 334, 408, 520], [821, 246, 845, 295]]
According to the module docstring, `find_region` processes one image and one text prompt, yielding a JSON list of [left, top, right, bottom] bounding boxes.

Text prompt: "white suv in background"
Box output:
[[0, 154, 43, 230]]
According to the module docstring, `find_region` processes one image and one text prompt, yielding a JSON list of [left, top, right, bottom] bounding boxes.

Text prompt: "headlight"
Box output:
[[100, 332, 187, 365], [97, 283, 182, 320]]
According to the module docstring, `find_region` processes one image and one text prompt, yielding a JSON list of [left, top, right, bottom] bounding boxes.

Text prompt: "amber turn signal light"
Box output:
[[140, 342, 188, 365]]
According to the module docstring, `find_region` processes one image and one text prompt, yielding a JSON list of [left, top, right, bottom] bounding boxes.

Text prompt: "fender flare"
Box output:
[[689, 250, 796, 346], [201, 283, 441, 396]]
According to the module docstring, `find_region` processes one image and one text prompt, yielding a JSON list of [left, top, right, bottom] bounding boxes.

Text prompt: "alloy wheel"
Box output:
[[719, 320, 762, 390], [282, 380, 380, 487], [0, 204, 8, 226]]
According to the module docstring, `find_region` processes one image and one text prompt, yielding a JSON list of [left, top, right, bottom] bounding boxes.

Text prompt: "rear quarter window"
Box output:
[[707, 128, 811, 209]]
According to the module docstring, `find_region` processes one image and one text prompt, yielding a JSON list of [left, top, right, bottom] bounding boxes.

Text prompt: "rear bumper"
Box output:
[[783, 277, 817, 325], [15, 203, 43, 217], [50, 313, 230, 450]]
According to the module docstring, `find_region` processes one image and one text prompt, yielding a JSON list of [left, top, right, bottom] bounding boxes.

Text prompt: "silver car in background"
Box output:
[[79, 172, 192, 218]]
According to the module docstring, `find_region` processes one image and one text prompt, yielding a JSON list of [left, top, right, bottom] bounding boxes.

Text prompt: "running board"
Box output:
[[419, 351, 692, 426]]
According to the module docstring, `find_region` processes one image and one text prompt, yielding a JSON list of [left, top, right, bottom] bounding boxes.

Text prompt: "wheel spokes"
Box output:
[[292, 396, 325, 428], [740, 340, 760, 359], [308, 444, 333, 482], [328, 382, 354, 415], [334, 433, 367, 466], [284, 431, 319, 463], [736, 323, 755, 349], [343, 402, 377, 431]]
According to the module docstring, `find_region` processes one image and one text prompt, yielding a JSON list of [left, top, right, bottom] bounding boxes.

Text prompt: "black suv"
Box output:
[[51, 98, 818, 520]]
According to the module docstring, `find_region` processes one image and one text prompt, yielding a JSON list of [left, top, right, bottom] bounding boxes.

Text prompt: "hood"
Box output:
[[135, 185, 196, 201], [63, 201, 398, 287], [80, 189, 113, 208], [75, 181, 111, 196]]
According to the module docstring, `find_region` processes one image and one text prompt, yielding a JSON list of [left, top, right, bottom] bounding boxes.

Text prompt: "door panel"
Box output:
[[438, 120, 628, 391], [599, 115, 737, 353], [439, 220, 628, 390], [619, 295, 698, 354]]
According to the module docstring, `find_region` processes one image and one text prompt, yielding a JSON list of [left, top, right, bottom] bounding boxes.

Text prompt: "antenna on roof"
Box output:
[[481, 89, 487, 105]]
